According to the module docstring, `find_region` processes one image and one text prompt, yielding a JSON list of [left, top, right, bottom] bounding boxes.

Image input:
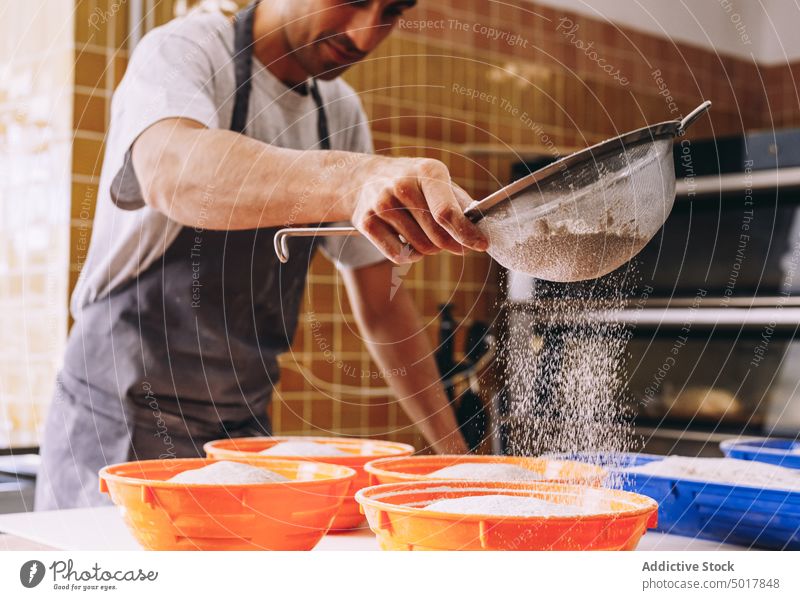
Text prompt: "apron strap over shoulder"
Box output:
[[309, 78, 331, 150], [230, 0, 260, 134], [231, 0, 329, 148]]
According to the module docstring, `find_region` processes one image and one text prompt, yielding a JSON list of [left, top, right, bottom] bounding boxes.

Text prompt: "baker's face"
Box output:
[[281, 0, 417, 79]]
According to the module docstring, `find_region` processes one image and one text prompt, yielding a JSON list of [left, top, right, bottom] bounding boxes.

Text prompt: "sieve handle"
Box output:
[[678, 101, 712, 135], [274, 226, 359, 263]]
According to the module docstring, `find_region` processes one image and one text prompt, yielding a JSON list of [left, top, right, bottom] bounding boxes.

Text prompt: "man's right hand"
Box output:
[[347, 156, 489, 264], [131, 118, 491, 253]]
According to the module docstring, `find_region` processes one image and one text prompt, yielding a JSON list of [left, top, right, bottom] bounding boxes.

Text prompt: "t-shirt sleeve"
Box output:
[[109, 29, 221, 210], [318, 98, 387, 270]]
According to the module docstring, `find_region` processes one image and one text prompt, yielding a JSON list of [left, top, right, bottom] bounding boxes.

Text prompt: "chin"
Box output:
[[315, 62, 352, 80]]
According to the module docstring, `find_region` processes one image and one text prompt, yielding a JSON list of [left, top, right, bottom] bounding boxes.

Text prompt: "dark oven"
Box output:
[[494, 130, 800, 457]]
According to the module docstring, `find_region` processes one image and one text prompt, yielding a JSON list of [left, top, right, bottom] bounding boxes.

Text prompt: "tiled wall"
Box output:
[[279, 0, 783, 448], [764, 63, 800, 129], [0, 1, 74, 447], [70, 0, 174, 299], [0, 0, 176, 448], [8, 0, 795, 448]]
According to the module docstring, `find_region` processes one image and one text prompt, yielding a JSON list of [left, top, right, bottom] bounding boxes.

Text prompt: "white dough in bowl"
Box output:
[[260, 441, 348, 456], [425, 494, 591, 516], [427, 463, 544, 481], [167, 461, 288, 484]]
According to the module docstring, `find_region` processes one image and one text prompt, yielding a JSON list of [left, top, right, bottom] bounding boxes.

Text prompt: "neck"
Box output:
[[251, 2, 309, 89]]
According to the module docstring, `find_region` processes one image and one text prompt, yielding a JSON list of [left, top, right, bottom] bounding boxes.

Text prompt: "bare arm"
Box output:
[[131, 118, 488, 263], [341, 260, 469, 454], [132, 118, 359, 230]]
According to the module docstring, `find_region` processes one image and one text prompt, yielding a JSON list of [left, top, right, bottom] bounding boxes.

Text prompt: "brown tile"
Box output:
[[339, 329, 364, 353], [275, 401, 307, 433], [73, 93, 107, 133], [423, 115, 444, 141], [70, 181, 98, 220], [279, 364, 309, 391], [72, 137, 106, 178], [112, 0, 130, 49], [310, 398, 335, 431], [113, 55, 129, 88], [76, 0, 106, 46], [74, 50, 109, 90], [69, 221, 94, 267], [366, 398, 390, 428], [339, 407, 362, 430]]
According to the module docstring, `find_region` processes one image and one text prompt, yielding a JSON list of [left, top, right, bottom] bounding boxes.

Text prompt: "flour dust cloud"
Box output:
[[498, 265, 641, 485]]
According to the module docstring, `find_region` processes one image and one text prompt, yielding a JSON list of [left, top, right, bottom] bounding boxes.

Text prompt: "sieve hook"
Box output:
[[274, 226, 359, 263], [678, 101, 712, 135]]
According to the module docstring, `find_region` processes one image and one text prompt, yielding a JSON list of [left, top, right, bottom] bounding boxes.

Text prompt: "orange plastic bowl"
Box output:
[[364, 455, 606, 486], [204, 436, 414, 529], [355, 480, 658, 551], [99, 457, 356, 550]]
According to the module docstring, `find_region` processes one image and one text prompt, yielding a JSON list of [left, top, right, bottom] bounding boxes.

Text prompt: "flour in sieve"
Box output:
[[427, 463, 544, 481], [480, 160, 652, 282], [167, 461, 288, 484], [507, 227, 649, 282]]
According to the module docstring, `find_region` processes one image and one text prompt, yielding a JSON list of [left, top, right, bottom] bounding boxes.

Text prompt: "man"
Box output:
[[35, 0, 488, 510]]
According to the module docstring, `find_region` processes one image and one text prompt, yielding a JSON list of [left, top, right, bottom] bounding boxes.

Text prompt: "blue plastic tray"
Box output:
[[547, 452, 800, 550], [721, 438, 800, 470]]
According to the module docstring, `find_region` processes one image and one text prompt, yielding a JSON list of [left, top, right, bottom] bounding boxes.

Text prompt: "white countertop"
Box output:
[[0, 506, 748, 551]]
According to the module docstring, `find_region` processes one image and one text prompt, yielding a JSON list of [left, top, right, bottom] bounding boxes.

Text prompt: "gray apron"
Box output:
[[35, 1, 329, 510]]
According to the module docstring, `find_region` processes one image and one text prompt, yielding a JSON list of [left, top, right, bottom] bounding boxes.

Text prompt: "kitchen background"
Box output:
[[1, 0, 799, 453]]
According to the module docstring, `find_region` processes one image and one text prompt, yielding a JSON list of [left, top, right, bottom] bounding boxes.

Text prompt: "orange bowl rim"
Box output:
[[354, 480, 658, 523], [363, 454, 607, 482], [99, 457, 357, 489], [203, 435, 415, 459]]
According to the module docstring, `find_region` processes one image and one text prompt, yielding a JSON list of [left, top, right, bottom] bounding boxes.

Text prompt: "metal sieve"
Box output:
[[274, 101, 711, 282]]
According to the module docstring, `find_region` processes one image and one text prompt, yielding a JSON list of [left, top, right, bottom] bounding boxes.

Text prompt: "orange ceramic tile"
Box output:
[[53, 0, 798, 447], [71, 136, 106, 178], [74, 50, 110, 90], [70, 182, 98, 221], [73, 92, 107, 133]]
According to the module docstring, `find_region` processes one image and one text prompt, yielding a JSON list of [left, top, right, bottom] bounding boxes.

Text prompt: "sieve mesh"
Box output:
[[478, 137, 676, 281], [272, 102, 709, 272]]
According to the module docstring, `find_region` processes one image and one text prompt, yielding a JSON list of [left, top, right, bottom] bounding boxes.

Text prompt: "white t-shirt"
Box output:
[[71, 11, 384, 317]]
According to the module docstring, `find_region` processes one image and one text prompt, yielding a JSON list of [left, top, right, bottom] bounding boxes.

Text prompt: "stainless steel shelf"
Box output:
[[676, 166, 800, 197]]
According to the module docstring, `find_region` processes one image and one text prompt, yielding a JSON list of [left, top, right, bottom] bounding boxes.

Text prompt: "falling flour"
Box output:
[[500, 269, 639, 487], [427, 463, 544, 481], [426, 494, 592, 517], [479, 142, 665, 475], [167, 461, 288, 484], [260, 440, 348, 456], [626, 456, 800, 491]]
